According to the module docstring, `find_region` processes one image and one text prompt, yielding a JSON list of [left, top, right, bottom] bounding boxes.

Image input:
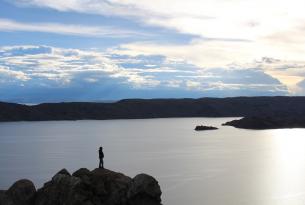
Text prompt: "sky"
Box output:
[[1, 0, 305, 103]]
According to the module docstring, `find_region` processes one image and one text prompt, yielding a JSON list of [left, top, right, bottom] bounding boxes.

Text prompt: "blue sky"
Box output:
[[0, 0, 304, 103]]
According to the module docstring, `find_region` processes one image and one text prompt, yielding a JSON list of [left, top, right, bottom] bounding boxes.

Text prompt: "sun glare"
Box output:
[[265, 129, 305, 202]]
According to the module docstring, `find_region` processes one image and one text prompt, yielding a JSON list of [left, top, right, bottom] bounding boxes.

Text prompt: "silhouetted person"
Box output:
[[99, 147, 104, 169]]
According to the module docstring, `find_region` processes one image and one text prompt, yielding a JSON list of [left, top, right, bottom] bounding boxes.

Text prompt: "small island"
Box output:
[[0, 168, 162, 205], [195, 125, 218, 131], [223, 116, 305, 130]]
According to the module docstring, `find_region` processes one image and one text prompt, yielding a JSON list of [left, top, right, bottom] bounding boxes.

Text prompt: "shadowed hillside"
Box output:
[[1, 96, 305, 122]]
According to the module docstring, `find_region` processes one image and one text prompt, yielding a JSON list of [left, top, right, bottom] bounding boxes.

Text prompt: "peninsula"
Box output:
[[223, 116, 305, 130]]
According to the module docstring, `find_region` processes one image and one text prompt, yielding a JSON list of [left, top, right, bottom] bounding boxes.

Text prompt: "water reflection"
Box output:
[[263, 129, 305, 204]]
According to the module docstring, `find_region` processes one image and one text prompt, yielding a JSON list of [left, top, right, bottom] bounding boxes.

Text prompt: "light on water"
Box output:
[[263, 129, 305, 204], [1, 118, 305, 205]]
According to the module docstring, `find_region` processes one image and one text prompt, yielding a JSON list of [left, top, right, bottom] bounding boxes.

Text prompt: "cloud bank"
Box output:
[[0, 45, 288, 103]]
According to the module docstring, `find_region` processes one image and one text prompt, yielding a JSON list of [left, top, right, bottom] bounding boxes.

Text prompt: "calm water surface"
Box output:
[[1, 118, 305, 205]]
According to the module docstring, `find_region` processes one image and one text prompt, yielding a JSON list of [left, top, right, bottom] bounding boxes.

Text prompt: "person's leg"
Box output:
[[101, 159, 104, 169], [99, 159, 102, 168]]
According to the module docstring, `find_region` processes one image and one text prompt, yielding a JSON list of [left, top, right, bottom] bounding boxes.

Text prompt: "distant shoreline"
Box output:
[[1, 96, 305, 123]]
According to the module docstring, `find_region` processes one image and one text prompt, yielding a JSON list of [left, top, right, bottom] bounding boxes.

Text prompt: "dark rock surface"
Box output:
[[72, 168, 91, 178], [223, 116, 305, 129], [127, 174, 162, 205], [194, 125, 218, 131], [2, 96, 305, 122], [0, 168, 162, 205], [0, 179, 36, 205]]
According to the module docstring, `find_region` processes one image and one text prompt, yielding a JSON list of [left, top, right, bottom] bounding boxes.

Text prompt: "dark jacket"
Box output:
[[99, 149, 104, 159]]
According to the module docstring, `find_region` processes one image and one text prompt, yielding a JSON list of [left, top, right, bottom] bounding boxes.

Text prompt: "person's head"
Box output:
[[99, 147, 103, 150]]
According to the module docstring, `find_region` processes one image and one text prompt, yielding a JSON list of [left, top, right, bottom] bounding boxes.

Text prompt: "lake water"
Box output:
[[1, 118, 305, 205]]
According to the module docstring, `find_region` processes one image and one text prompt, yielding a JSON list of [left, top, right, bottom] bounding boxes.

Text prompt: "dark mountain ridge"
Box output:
[[1, 96, 305, 122]]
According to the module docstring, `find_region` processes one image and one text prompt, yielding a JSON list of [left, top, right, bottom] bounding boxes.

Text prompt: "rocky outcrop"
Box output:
[[195, 125, 218, 131], [0, 168, 162, 205]]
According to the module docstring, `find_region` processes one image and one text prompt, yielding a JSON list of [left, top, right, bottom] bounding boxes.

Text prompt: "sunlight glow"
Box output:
[[264, 129, 305, 203]]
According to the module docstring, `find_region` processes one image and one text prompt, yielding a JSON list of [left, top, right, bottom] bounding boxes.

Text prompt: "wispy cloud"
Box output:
[[10, 0, 305, 40], [0, 18, 146, 38], [11, 0, 156, 18]]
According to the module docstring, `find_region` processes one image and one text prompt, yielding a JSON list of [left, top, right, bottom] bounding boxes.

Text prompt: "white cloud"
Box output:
[[0, 45, 157, 87], [0, 66, 29, 81], [110, 40, 258, 67], [110, 40, 305, 92], [164, 80, 182, 88], [243, 57, 305, 93], [0, 18, 144, 38], [109, 53, 288, 95], [185, 80, 201, 89]]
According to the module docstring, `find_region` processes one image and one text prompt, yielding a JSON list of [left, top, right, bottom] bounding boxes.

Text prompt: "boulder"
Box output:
[[0, 179, 36, 205], [72, 168, 91, 178], [55, 169, 71, 176], [90, 168, 132, 205], [128, 174, 162, 205], [35, 170, 82, 205]]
